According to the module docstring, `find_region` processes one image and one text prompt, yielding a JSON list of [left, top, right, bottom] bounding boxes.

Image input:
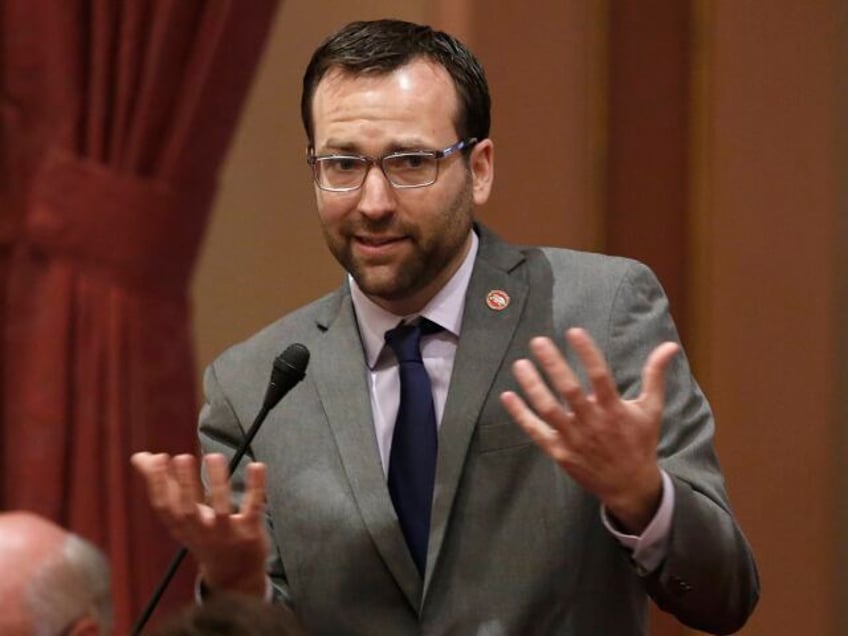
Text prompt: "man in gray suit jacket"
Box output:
[[134, 19, 758, 635]]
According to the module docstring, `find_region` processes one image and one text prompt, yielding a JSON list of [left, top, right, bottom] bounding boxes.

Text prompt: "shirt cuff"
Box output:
[[601, 469, 674, 575]]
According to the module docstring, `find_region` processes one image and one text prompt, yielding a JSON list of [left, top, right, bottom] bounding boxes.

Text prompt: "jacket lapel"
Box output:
[[310, 289, 423, 610], [424, 228, 529, 597], [310, 228, 529, 610]]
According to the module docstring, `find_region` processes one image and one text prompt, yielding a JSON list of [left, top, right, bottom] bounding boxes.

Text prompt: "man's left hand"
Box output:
[[500, 327, 679, 533]]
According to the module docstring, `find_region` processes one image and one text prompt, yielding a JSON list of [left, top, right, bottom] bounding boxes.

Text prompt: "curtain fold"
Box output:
[[1, 1, 280, 631]]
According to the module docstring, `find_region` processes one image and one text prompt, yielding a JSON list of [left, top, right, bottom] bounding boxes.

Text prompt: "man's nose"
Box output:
[[357, 164, 397, 218]]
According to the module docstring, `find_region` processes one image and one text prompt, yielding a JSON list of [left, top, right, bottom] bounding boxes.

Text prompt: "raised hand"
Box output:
[[499, 327, 679, 533], [131, 452, 270, 596]]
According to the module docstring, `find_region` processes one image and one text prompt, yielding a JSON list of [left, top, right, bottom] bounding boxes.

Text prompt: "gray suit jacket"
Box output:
[[199, 225, 758, 635]]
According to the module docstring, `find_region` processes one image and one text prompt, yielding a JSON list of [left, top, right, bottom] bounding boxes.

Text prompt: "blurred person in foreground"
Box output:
[[0, 511, 112, 635], [132, 18, 758, 635], [152, 591, 307, 636]]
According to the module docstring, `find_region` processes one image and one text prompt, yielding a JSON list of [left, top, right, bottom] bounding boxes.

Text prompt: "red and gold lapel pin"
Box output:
[[485, 289, 510, 311]]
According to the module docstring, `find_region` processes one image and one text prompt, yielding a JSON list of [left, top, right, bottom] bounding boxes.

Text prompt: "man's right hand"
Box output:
[[131, 452, 270, 598]]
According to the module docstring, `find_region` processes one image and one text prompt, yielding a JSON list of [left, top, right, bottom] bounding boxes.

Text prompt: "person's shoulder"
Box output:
[[535, 244, 647, 277], [511, 241, 664, 303], [476, 223, 650, 280], [211, 287, 344, 373], [153, 591, 307, 636]]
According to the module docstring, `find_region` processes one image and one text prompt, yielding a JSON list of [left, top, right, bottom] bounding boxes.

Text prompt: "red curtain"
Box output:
[[0, 1, 280, 631]]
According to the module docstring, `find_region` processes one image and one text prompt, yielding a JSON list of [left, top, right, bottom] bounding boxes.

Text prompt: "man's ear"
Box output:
[[470, 139, 494, 206], [67, 616, 103, 636]]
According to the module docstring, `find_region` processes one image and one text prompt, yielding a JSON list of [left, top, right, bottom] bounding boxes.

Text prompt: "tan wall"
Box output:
[[688, 2, 846, 634], [192, 1, 847, 634], [461, 0, 608, 251]]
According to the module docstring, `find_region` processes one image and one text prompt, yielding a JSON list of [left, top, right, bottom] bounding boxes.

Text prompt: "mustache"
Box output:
[[344, 217, 416, 237]]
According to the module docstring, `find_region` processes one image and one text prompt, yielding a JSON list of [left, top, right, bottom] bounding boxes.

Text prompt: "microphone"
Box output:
[[262, 343, 310, 415], [131, 343, 311, 635], [234, 343, 310, 473]]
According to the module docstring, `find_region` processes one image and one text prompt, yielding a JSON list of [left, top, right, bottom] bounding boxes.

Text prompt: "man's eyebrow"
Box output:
[[319, 140, 361, 154], [386, 141, 432, 153], [318, 138, 434, 155]]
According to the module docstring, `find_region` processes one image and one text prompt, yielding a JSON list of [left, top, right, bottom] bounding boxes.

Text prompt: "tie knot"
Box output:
[[384, 318, 442, 363]]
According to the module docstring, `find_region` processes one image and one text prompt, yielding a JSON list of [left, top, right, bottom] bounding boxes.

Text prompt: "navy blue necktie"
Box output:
[[385, 319, 442, 575]]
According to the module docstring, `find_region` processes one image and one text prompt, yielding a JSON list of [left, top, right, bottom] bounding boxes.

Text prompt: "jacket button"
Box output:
[[670, 576, 693, 596]]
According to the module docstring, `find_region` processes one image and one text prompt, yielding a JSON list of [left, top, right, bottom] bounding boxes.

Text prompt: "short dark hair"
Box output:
[[301, 19, 491, 147]]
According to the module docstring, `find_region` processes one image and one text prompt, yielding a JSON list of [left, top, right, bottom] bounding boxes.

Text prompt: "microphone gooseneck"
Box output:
[[233, 343, 310, 472], [131, 343, 310, 635]]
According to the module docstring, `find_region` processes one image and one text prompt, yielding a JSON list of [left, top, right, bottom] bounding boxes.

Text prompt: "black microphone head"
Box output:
[[275, 342, 310, 378], [263, 343, 310, 410]]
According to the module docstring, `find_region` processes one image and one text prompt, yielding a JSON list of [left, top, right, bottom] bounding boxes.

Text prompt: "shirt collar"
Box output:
[[350, 229, 478, 369]]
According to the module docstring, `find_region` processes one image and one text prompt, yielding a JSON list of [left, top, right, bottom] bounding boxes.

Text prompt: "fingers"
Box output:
[[508, 329, 677, 424], [132, 452, 185, 514], [504, 330, 674, 511], [525, 336, 588, 419], [640, 341, 680, 413], [500, 388, 577, 469], [564, 328, 620, 410], [515, 329, 619, 425], [201, 455, 268, 520], [173, 454, 203, 516], [241, 463, 267, 520], [133, 450, 269, 578], [133, 451, 264, 519], [499, 390, 561, 446], [205, 454, 233, 516], [522, 329, 619, 417], [509, 355, 573, 434], [522, 329, 673, 409]]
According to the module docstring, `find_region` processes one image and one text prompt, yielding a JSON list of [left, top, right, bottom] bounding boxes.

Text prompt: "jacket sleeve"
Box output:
[[607, 261, 759, 634]]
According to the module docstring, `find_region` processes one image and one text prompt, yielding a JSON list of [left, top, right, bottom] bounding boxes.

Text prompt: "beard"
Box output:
[[322, 175, 474, 307]]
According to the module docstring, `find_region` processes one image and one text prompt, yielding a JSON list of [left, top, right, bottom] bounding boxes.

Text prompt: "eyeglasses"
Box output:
[[307, 138, 478, 192]]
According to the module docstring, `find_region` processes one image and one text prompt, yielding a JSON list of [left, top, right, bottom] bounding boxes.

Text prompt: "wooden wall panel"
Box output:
[[606, 0, 691, 343], [461, 0, 607, 252], [689, 1, 845, 634]]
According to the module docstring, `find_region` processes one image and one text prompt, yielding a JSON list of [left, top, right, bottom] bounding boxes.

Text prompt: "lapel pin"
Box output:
[[485, 290, 510, 311]]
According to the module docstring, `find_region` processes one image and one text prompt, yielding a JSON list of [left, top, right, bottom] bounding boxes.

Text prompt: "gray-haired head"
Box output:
[[0, 511, 112, 635], [27, 532, 113, 635]]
